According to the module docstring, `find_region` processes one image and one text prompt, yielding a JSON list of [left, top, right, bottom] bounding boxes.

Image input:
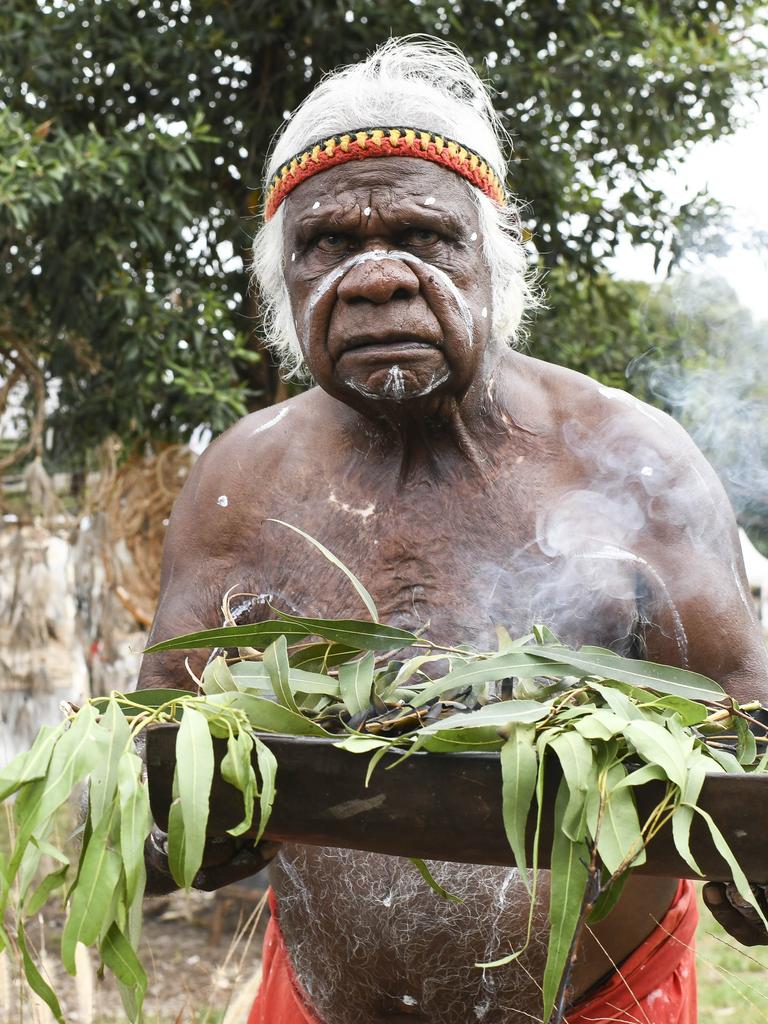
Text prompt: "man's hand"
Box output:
[[145, 826, 280, 895], [703, 882, 768, 946]]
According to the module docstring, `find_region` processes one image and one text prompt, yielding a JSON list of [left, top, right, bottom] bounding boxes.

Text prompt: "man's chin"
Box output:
[[339, 364, 451, 403], [334, 345, 450, 402]]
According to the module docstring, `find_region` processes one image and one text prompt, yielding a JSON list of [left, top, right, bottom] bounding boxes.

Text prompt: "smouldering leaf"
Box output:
[[145, 620, 312, 654], [410, 858, 463, 903], [270, 610, 419, 652]]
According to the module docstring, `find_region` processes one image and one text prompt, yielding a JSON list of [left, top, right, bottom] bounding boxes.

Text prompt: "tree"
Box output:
[[1, 1, 765, 468]]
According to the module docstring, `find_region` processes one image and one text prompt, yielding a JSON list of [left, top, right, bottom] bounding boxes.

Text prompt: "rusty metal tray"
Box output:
[[145, 724, 768, 882]]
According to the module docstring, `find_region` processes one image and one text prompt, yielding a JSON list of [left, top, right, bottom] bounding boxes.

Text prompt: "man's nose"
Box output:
[[336, 256, 420, 305]]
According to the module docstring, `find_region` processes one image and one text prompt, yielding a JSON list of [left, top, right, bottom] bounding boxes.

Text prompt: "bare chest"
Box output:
[[220, 467, 640, 653]]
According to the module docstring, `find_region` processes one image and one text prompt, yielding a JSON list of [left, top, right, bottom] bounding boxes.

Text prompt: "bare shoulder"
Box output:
[[517, 353, 722, 492]]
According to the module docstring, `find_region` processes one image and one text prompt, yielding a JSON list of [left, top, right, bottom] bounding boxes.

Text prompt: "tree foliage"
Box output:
[[0, 0, 765, 466]]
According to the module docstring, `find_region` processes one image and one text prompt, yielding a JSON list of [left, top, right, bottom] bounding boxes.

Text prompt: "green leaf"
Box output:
[[100, 922, 147, 1021], [8, 705, 104, 890], [207, 691, 333, 736], [573, 708, 627, 741], [264, 635, 299, 712], [201, 656, 238, 694], [411, 652, 571, 706], [117, 750, 152, 909], [270, 610, 419, 653], [61, 805, 122, 974], [24, 859, 70, 917], [0, 722, 66, 802], [230, 661, 341, 697], [267, 519, 379, 621], [253, 737, 278, 844], [339, 652, 375, 716], [334, 735, 393, 754], [92, 688, 194, 712], [500, 725, 537, 888], [144, 620, 312, 654], [410, 858, 463, 903], [533, 645, 725, 701], [735, 715, 758, 766], [549, 732, 596, 842], [168, 706, 214, 888], [694, 805, 768, 931], [418, 700, 550, 733], [221, 729, 257, 837], [18, 924, 64, 1023], [671, 757, 707, 876], [90, 698, 131, 830], [595, 762, 645, 875], [623, 719, 688, 789], [288, 642, 361, 672], [541, 777, 591, 1022]]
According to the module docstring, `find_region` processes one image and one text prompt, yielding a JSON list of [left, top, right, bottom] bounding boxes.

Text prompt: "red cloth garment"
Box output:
[[566, 880, 698, 1024], [249, 881, 698, 1024]]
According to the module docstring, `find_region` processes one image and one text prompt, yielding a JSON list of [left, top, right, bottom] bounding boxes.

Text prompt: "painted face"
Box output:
[[281, 159, 493, 411]]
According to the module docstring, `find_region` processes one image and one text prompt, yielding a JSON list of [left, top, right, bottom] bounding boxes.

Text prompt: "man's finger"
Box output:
[[192, 840, 281, 892]]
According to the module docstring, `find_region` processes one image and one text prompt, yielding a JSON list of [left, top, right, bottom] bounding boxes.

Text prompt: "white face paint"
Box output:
[[306, 249, 475, 345], [291, 252, 296, 262], [384, 365, 406, 399], [481, 307, 488, 319], [363, 206, 371, 217], [312, 200, 320, 210], [640, 465, 654, 477], [217, 495, 229, 508], [328, 491, 376, 519], [424, 196, 435, 206], [470, 232, 478, 242], [249, 406, 290, 436]]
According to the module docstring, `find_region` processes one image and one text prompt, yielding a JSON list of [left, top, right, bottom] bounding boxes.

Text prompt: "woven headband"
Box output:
[[264, 127, 505, 221]]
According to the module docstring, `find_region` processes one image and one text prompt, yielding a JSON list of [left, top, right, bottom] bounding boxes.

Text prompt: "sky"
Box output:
[[608, 89, 768, 321]]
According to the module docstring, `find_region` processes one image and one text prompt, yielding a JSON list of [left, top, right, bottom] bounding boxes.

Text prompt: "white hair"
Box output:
[[250, 36, 539, 378]]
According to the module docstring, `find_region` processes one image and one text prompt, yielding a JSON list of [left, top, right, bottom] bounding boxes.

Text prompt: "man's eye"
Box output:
[[404, 229, 441, 246], [315, 234, 349, 253]]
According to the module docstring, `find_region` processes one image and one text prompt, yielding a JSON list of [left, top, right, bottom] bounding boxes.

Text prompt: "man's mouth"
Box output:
[[336, 334, 441, 360]]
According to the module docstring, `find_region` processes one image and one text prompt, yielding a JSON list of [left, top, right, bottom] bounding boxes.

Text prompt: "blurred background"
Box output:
[[1, 3, 767, 1018]]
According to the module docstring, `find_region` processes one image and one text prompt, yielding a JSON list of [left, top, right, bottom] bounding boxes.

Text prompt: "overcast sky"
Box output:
[[609, 89, 768, 321]]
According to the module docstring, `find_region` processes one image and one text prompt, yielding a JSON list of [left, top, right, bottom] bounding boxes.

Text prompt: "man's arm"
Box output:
[[137, 436, 281, 892], [637, 435, 768, 942]]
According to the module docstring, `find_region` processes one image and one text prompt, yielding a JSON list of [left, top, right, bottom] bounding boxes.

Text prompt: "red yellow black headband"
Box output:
[[264, 126, 506, 221]]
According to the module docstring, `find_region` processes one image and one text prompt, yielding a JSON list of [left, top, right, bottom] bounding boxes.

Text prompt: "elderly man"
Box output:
[[139, 38, 768, 1024]]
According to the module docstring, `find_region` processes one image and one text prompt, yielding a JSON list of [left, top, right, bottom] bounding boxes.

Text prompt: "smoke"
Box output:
[[633, 273, 768, 554]]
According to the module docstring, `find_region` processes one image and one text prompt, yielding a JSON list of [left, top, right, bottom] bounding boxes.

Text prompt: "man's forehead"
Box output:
[[283, 159, 476, 220]]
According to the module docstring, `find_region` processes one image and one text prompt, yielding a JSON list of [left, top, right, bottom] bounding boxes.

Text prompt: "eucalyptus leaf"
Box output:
[[595, 761, 646, 875], [541, 777, 591, 1022], [61, 804, 122, 974], [18, 924, 64, 1024], [207, 691, 333, 736], [145, 620, 312, 654], [534, 645, 725, 701], [0, 722, 66, 803], [500, 725, 537, 887], [169, 706, 214, 888], [267, 518, 380, 621], [269, 610, 419, 652], [418, 700, 550, 733], [264, 635, 299, 713], [117, 751, 152, 908], [100, 922, 147, 1021], [339, 652, 375, 716], [221, 729, 257, 837], [253, 737, 278, 844], [410, 858, 463, 904]]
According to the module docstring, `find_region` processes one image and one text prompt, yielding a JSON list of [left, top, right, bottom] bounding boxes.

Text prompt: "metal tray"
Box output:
[[146, 724, 768, 882]]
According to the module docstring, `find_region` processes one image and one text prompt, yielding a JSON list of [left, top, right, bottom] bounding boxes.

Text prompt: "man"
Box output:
[[139, 37, 768, 1024]]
